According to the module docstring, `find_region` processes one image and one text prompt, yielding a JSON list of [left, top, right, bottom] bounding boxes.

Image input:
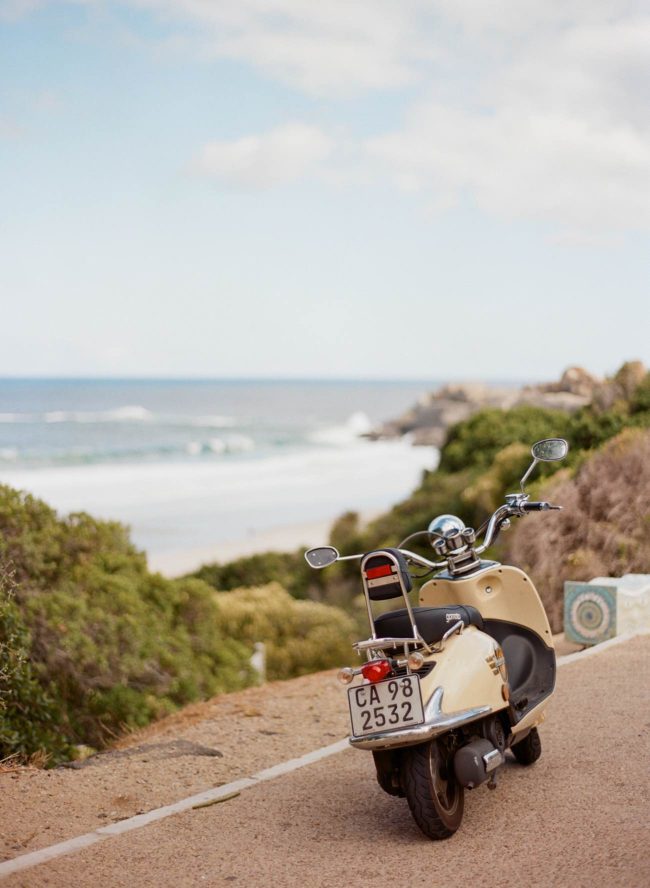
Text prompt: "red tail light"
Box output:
[[362, 659, 392, 683]]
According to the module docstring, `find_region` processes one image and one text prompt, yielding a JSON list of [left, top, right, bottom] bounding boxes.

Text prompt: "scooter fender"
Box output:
[[419, 626, 508, 719], [348, 627, 508, 751]]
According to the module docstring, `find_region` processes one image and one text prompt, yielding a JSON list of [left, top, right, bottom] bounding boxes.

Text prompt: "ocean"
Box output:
[[0, 379, 439, 568]]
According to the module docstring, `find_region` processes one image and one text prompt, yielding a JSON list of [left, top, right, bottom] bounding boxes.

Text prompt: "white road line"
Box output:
[[1, 631, 645, 879]]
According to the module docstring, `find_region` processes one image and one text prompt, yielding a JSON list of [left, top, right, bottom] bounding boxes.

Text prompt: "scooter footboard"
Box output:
[[482, 619, 556, 724]]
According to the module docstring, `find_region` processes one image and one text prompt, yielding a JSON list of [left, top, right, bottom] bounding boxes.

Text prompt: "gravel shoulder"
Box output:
[[0, 670, 348, 859], [2, 635, 649, 887]]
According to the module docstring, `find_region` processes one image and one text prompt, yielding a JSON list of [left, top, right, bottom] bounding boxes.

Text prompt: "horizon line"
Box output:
[[0, 374, 533, 385]]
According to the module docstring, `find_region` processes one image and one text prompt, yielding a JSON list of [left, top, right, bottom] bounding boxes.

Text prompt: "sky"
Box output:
[[0, 0, 648, 381]]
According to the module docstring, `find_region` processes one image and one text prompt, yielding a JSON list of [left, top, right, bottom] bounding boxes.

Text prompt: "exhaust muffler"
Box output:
[[453, 739, 504, 789]]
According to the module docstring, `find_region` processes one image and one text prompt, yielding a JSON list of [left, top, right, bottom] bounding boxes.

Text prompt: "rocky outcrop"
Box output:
[[592, 361, 647, 411], [367, 365, 640, 447], [371, 383, 521, 447]]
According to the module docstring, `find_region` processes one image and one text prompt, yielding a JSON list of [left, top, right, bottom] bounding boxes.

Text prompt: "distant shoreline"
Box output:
[[0, 375, 532, 385], [148, 511, 381, 577], [1, 440, 434, 568]]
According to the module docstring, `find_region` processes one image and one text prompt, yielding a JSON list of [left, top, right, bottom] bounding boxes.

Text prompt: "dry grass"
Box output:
[[0, 753, 21, 773], [504, 428, 650, 631]]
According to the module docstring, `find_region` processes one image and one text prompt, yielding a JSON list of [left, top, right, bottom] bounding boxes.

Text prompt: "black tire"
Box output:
[[511, 727, 542, 765], [372, 751, 404, 797], [401, 739, 464, 840]]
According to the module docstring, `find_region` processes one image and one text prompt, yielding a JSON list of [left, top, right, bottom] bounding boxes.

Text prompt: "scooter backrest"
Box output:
[[361, 549, 412, 601]]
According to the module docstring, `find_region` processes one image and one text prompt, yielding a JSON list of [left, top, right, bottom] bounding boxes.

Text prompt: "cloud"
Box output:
[[365, 101, 650, 233], [192, 122, 333, 188], [126, 0, 432, 95], [361, 7, 650, 233], [133, 1, 650, 231], [5, 1, 649, 232]]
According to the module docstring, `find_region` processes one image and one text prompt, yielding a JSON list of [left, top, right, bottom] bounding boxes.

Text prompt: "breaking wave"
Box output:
[[307, 411, 372, 446], [0, 407, 236, 428]]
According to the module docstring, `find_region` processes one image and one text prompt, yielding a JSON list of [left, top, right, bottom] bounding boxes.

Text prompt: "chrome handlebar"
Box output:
[[310, 496, 560, 572], [474, 497, 561, 554], [399, 548, 447, 570], [336, 549, 447, 570], [474, 504, 512, 555]]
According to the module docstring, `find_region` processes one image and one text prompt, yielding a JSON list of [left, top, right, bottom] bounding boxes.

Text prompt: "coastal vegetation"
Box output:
[[192, 361, 650, 622], [1, 361, 648, 764], [503, 427, 650, 630], [0, 490, 355, 763]]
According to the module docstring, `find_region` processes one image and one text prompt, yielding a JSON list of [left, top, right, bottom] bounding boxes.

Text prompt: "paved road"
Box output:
[[2, 636, 649, 887]]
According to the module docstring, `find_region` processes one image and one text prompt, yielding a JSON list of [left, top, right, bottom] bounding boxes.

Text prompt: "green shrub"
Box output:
[[630, 373, 650, 414], [212, 583, 357, 680], [0, 486, 253, 761], [503, 429, 650, 631], [0, 571, 67, 762], [439, 405, 570, 474], [190, 550, 318, 599]]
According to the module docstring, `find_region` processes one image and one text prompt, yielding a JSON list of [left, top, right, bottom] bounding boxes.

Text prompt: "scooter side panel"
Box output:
[[419, 565, 554, 649], [419, 626, 508, 716], [509, 699, 549, 737]]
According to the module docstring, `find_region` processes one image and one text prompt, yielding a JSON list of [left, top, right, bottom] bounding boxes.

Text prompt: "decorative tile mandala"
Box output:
[[564, 582, 617, 645]]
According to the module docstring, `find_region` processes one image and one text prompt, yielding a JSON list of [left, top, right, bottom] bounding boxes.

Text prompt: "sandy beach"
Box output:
[[147, 512, 375, 576], [1, 438, 433, 577]]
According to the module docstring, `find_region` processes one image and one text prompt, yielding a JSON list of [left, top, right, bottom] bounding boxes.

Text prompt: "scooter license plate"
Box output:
[[347, 675, 424, 737]]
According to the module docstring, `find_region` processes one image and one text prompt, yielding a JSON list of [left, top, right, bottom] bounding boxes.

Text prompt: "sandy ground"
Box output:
[[1, 635, 649, 887]]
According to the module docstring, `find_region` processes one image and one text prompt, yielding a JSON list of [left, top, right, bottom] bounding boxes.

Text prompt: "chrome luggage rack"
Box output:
[[353, 621, 464, 662]]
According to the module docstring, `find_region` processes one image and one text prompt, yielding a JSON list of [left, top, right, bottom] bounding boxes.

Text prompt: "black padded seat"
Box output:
[[374, 605, 484, 645]]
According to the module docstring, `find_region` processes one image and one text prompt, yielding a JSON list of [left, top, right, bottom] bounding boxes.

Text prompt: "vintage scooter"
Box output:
[[305, 438, 568, 839]]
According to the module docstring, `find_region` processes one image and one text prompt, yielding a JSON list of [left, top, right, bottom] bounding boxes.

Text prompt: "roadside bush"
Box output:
[[439, 405, 570, 473], [191, 549, 319, 600], [630, 373, 650, 414], [0, 486, 253, 760], [503, 429, 650, 631], [212, 583, 357, 680], [0, 571, 67, 762], [460, 442, 531, 518]]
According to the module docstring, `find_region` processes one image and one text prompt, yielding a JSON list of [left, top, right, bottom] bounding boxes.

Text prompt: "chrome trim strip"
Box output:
[[348, 686, 491, 751], [353, 636, 425, 652]]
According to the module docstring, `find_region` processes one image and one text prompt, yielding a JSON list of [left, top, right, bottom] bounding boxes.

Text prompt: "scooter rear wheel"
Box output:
[[401, 738, 464, 840], [511, 727, 542, 765]]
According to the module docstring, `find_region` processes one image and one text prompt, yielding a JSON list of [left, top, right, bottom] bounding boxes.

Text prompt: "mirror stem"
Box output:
[[520, 457, 538, 493]]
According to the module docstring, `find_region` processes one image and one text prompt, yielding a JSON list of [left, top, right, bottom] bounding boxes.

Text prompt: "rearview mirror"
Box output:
[[531, 438, 569, 462], [304, 546, 339, 569], [520, 437, 569, 492]]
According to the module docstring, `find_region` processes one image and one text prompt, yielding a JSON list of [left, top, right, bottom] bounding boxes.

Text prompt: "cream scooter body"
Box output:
[[305, 437, 568, 840], [346, 562, 555, 754], [418, 564, 555, 738]]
